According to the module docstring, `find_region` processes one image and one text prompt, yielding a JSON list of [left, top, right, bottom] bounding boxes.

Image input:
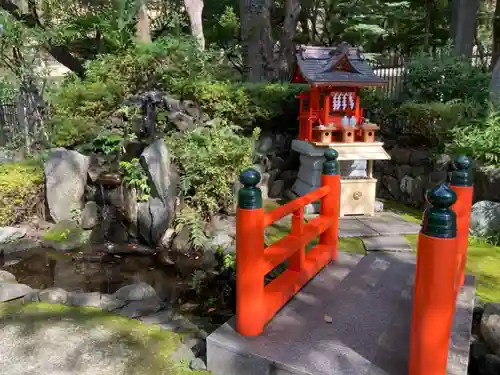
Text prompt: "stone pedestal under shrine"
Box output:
[[291, 140, 390, 215]]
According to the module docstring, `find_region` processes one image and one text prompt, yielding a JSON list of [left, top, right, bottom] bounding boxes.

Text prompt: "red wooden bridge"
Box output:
[[206, 151, 476, 375]]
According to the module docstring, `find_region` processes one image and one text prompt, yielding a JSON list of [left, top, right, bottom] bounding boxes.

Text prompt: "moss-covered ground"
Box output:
[[0, 302, 210, 375], [0, 161, 44, 226]]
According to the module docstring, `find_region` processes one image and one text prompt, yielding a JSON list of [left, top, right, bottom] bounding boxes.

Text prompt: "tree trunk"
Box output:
[[136, 1, 152, 43], [492, 0, 500, 69], [184, 0, 205, 50], [452, 0, 479, 58], [239, 0, 274, 82], [277, 0, 301, 80], [490, 55, 500, 104]]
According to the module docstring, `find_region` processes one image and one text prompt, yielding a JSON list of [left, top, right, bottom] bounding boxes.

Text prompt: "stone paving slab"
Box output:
[[206, 252, 475, 375], [362, 236, 413, 253], [356, 214, 421, 236], [338, 213, 421, 238], [338, 219, 379, 238]]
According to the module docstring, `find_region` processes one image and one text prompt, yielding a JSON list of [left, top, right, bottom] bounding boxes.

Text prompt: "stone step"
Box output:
[[362, 235, 413, 253], [206, 252, 475, 375]]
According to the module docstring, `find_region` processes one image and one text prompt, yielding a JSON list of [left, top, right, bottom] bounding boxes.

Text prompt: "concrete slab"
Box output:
[[338, 219, 379, 238], [362, 236, 413, 253], [206, 252, 475, 375], [357, 214, 421, 235]]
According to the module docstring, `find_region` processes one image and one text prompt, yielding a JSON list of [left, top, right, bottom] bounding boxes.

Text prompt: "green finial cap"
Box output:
[[450, 155, 473, 187], [323, 149, 339, 175], [421, 183, 457, 238], [238, 168, 262, 209]]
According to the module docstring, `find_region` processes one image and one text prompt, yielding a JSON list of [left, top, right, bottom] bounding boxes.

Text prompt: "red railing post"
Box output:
[[450, 155, 474, 288], [236, 168, 265, 337], [409, 184, 459, 375], [320, 149, 341, 260]]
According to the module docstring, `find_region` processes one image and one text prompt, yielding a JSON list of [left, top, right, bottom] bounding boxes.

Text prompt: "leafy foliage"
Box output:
[[401, 52, 491, 104], [165, 122, 259, 220], [119, 158, 151, 201], [0, 161, 43, 226], [446, 110, 500, 166]]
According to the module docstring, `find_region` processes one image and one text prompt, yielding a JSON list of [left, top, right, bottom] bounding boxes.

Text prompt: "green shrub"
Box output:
[[0, 161, 44, 226], [446, 109, 500, 166], [165, 122, 259, 219], [401, 53, 490, 104], [48, 39, 301, 147]]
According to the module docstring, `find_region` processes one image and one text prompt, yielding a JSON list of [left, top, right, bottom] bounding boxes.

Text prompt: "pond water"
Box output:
[[0, 244, 234, 332]]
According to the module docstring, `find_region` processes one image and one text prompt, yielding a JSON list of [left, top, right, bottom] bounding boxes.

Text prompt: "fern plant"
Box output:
[[174, 206, 207, 249]]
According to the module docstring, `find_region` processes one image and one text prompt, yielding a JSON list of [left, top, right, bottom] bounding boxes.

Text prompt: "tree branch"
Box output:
[[0, 0, 86, 78]]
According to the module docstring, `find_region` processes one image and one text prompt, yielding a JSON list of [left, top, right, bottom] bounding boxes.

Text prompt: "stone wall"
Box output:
[[374, 145, 500, 206]]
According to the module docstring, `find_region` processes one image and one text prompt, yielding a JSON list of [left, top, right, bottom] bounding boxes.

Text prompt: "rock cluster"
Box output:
[[252, 131, 300, 200], [0, 271, 207, 371], [470, 301, 500, 375]]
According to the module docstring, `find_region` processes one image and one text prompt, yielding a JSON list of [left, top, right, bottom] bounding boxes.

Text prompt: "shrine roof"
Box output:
[[294, 44, 387, 86]]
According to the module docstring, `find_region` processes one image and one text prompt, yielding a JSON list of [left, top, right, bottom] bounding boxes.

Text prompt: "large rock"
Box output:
[[42, 220, 91, 252], [0, 227, 27, 244], [470, 201, 500, 238], [138, 197, 172, 246], [138, 140, 179, 245], [80, 201, 99, 229], [0, 283, 32, 302], [140, 139, 179, 206], [112, 282, 157, 301], [481, 303, 500, 356], [45, 148, 90, 222]]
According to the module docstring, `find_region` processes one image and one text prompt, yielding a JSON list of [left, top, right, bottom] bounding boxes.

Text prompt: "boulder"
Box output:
[[112, 282, 157, 301], [470, 201, 500, 238], [168, 112, 196, 132], [205, 232, 234, 251], [0, 283, 32, 302], [171, 226, 191, 253], [138, 140, 179, 245], [0, 227, 27, 244], [138, 197, 172, 246], [42, 220, 91, 252], [481, 303, 500, 356], [256, 133, 274, 154], [45, 148, 90, 222], [39, 287, 68, 304], [0, 270, 16, 283], [68, 292, 102, 308], [118, 297, 162, 319], [80, 201, 99, 229]]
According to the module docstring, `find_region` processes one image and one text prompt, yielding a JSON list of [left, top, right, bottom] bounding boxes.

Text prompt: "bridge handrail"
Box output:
[[409, 155, 474, 375], [263, 186, 329, 226], [235, 149, 341, 337]]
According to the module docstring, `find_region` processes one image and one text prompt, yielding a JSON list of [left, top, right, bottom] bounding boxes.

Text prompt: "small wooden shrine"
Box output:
[[290, 44, 391, 216], [291, 44, 386, 146]]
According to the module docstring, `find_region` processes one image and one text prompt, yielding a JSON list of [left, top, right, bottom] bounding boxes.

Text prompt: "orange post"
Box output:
[[450, 155, 474, 288], [320, 149, 341, 260], [235, 169, 265, 336], [409, 184, 459, 375]]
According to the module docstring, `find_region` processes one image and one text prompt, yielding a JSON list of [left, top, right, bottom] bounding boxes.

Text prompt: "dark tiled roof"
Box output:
[[295, 44, 387, 86]]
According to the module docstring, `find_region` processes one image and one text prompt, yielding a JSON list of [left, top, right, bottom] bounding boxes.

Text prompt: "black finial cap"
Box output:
[[238, 169, 262, 209], [421, 184, 457, 238], [323, 149, 339, 175], [450, 155, 473, 187]]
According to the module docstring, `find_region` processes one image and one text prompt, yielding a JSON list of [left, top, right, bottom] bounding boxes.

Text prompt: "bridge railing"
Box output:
[[409, 156, 474, 375], [235, 149, 341, 337]]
